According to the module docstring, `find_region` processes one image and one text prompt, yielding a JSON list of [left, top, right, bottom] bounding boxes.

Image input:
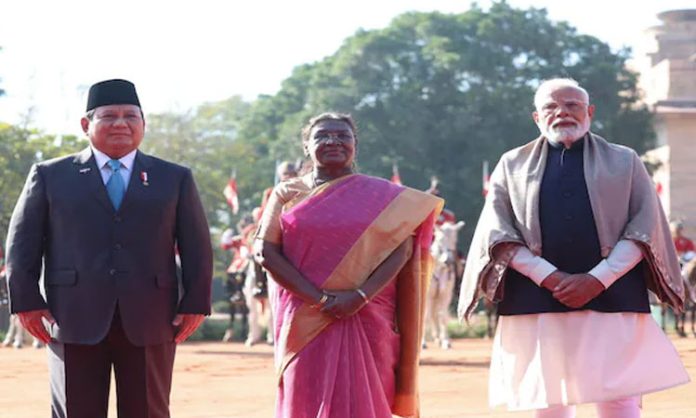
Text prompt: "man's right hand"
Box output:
[[552, 273, 606, 308], [540, 270, 569, 291], [17, 309, 54, 344]]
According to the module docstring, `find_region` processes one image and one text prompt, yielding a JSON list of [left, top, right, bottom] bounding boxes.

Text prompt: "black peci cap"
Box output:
[[86, 79, 141, 111]]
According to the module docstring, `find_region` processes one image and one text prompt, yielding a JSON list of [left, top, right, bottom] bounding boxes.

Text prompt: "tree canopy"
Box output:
[[0, 126, 85, 242], [1, 1, 655, 253], [224, 1, 654, 245]]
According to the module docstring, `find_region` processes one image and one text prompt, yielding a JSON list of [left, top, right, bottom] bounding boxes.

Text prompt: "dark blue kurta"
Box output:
[[498, 139, 651, 315]]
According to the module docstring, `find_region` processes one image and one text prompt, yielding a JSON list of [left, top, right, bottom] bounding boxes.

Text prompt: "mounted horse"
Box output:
[[244, 207, 275, 346], [424, 219, 464, 349], [243, 255, 274, 346], [672, 255, 696, 336], [220, 228, 251, 342]]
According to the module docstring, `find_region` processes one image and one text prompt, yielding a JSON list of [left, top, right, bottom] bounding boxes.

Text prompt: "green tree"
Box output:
[[234, 1, 655, 247], [0, 124, 85, 241], [0, 47, 4, 97], [143, 96, 261, 228], [142, 96, 261, 282], [0, 3, 657, 305]]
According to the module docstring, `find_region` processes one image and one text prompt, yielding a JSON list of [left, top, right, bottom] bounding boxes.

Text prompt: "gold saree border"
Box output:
[[392, 244, 433, 417]]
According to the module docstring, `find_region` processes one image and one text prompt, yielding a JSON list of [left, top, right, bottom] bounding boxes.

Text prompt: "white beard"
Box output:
[[538, 118, 591, 145]]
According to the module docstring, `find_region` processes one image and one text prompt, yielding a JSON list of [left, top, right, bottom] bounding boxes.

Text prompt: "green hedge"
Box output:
[[189, 316, 492, 342], [187, 315, 271, 342]]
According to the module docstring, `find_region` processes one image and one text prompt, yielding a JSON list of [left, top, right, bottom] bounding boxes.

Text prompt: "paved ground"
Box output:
[[1, 337, 695, 417]]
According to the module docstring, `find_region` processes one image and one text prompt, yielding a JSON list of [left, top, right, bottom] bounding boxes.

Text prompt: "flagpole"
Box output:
[[273, 160, 280, 185], [482, 160, 490, 197], [391, 162, 402, 185], [223, 169, 240, 215], [232, 169, 238, 215]]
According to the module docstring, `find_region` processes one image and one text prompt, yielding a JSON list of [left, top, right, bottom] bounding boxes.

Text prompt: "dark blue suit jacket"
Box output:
[[5, 147, 213, 346]]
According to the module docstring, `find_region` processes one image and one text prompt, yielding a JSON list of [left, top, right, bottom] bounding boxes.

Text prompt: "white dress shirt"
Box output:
[[90, 146, 137, 190], [510, 239, 643, 288]]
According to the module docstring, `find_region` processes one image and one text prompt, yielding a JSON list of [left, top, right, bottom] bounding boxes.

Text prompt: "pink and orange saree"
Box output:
[[257, 174, 442, 418]]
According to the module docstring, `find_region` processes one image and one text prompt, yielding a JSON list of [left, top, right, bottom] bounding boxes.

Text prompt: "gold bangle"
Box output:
[[310, 292, 329, 308], [355, 288, 369, 304]]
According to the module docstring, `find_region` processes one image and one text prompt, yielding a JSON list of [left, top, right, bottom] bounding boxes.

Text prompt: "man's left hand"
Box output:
[[172, 314, 205, 343], [552, 273, 605, 308]]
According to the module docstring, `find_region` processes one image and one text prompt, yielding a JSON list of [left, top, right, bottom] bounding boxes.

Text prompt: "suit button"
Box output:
[[564, 215, 573, 221], [114, 216, 122, 223], [563, 191, 572, 198], [114, 243, 122, 250], [109, 269, 117, 276]]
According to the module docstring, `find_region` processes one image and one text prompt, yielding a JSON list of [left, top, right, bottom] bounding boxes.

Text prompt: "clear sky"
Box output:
[[0, 0, 693, 136]]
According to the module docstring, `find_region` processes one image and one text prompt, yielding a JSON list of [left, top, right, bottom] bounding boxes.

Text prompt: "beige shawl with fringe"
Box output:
[[457, 133, 684, 320]]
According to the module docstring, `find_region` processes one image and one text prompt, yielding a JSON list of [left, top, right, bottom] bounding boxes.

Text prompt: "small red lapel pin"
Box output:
[[140, 171, 149, 186]]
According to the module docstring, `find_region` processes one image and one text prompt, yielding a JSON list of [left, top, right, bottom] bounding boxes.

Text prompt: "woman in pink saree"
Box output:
[[254, 113, 442, 418]]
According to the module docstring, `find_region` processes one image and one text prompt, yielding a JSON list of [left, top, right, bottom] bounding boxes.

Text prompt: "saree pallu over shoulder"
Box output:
[[457, 133, 684, 321], [276, 174, 442, 417]]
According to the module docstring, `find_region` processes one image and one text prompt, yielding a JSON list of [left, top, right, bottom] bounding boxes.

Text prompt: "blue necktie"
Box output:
[[106, 159, 125, 210]]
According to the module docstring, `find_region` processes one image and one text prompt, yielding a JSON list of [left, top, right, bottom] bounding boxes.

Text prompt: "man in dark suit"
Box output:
[[5, 79, 213, 418]]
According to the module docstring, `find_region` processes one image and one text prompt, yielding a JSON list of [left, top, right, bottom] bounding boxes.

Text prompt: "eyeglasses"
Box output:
[[312, 131, 354, 143], [539, 101, 588, 115]]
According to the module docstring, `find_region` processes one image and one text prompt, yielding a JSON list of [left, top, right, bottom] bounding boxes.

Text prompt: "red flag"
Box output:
[[437, 208, 457, 226], [391, 163, 402, 185], [482, 160, 490, 197], [223, 175, 239, 214]]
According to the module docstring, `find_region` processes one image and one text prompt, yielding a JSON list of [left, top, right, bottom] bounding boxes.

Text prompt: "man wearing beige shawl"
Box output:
[[458, 78, 689, 418]]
